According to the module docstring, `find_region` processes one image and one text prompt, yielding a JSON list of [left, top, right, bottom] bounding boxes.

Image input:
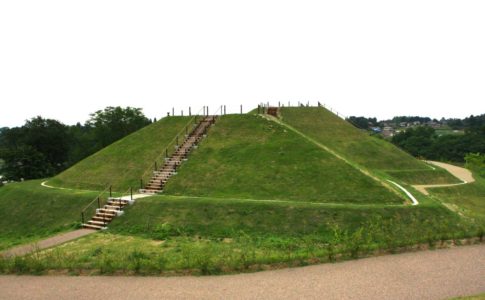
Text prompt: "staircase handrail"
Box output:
[[139, 106, 206, 187], [80, 184, 112, 225]]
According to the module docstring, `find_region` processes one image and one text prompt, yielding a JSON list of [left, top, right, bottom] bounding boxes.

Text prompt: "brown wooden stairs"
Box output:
[[82, 197, 134, 230], [140, 115, 216, 194]]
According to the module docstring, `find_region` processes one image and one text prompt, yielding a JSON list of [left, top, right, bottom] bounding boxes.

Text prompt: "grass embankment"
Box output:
[[1, 195, 480, 275], [279, 107, 460, 185], [384, 168, 462, 185], [164, 115, 401, 204], [48, 116, 192, 191], [430, 171, 485, 224], [0, 180, 98, 251]]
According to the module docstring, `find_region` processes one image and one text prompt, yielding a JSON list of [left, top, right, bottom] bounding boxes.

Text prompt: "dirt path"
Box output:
[[0, 244, 484, 299], [0, 229, 95, 258], [413, 161, 475, 195]]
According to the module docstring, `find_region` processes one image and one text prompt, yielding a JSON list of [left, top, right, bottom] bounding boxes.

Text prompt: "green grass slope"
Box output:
[[279, 107, 459, 184], [430, 171, 485, 224], [0, 180, 98, 251], [164, 115, 401, 204], [49, 116, 191, 191]]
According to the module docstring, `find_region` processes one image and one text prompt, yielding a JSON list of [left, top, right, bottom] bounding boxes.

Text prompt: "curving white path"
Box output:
[[413, 161, 475, 195]]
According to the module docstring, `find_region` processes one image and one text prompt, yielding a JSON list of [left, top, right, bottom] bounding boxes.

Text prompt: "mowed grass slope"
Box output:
[[164, 115, 402, 204], [279, 107, 426, 170], [0, 180, 98, 251], [49, 116, 191, 191], [430, 171, 485, 224], [9, 194, 477, 275]]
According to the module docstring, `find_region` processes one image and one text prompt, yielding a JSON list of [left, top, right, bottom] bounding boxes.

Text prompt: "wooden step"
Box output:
[[83, 223, 105, 230], [92, 216, 113, 222], [88, 220, 108, 226]]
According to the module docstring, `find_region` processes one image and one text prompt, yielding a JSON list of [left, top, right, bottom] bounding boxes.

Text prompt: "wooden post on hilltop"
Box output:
[[240, 105, 242, 114], [189, 107, 191, 116], [172, 107, 175, 116]]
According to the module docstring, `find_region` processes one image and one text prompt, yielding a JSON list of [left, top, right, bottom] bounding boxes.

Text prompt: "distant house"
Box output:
[[413, 121, 421, 126], [382, 126, 395, 138], [427, 121, 441, 129], [399, 122, 408, 128], [371, 127, 382, 133]]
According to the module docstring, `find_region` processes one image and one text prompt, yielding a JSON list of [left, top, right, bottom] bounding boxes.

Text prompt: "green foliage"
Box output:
[[86, 106, 151, 149], [0, 146, 54, 180], [164, 115, 400, 204], [392, 126, 435, 158], [0, 117, 69, 180], [346, 116, 378, 129], [0, 108, 152, 182], [392, 118, 485, 162], [465, 153, 485, 178], [50, 116, 191, 191]]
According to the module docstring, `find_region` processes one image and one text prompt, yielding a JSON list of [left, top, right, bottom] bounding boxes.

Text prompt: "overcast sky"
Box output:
[[1, 0, 484, 127]]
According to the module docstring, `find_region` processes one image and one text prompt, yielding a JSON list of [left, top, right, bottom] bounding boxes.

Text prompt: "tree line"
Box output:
[[0, 106, 151, 181], [391, 114, 485, 162]]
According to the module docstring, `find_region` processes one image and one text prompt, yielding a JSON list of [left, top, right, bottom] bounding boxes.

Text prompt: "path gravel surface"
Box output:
[[413, 161, 475, 195], [1, 244, 484, 300], [0, 229, 94, 258]]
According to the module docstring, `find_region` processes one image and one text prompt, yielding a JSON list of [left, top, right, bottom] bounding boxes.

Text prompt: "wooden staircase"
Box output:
[[82, 197, 134, 230], [140, 116, 216, 194]]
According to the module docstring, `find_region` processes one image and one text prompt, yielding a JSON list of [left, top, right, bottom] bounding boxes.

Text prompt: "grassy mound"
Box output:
[[279, 107, 428, 170], [49, 117, 191, 191], [164, 115, 402, 204], [0, 180, 98, 251]]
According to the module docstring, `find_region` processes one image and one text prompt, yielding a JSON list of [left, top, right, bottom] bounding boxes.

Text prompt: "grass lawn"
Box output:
[[0, 180, 99, 251], [429, 171, 485, 225], [48, 116, 192, 191], [1, 194, 479, 275], [279, 107, 428, 171], [385, 168, 462, 185]]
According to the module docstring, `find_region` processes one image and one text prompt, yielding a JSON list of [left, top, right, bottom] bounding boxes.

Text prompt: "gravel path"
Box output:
[[413, 161, 475, 195], [0, 229, 94, 258], [1, 244, 484, 300]]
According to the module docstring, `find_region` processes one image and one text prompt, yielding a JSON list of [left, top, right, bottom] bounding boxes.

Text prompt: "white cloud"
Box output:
[[1, 0, 484, 127]]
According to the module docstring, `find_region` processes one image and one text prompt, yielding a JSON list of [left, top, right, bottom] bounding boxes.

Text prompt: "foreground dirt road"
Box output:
[[1, 244, 484, 300]]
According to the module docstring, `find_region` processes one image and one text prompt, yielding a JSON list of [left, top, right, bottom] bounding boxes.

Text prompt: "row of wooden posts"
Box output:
[[168, 105, 244, 117]]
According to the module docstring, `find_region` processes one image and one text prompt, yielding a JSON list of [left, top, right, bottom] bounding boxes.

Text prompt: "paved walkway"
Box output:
[[0, 244, 484, 300], [0, 229, 94, 258], [413, 161, 475, 195]]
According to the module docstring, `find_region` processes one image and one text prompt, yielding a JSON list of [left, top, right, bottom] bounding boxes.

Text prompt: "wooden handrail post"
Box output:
[[97, 197, 100, 209], [165, 148, 168, 158], [109, 186, 112, 198], [130, 187, 133, 201], [81, 212, 84, 225], [154, 161, 157, 171], [140, 179, 143, 189]]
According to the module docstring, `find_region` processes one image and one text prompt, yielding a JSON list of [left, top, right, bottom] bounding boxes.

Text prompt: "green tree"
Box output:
[[86, 106, 150, 148]]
